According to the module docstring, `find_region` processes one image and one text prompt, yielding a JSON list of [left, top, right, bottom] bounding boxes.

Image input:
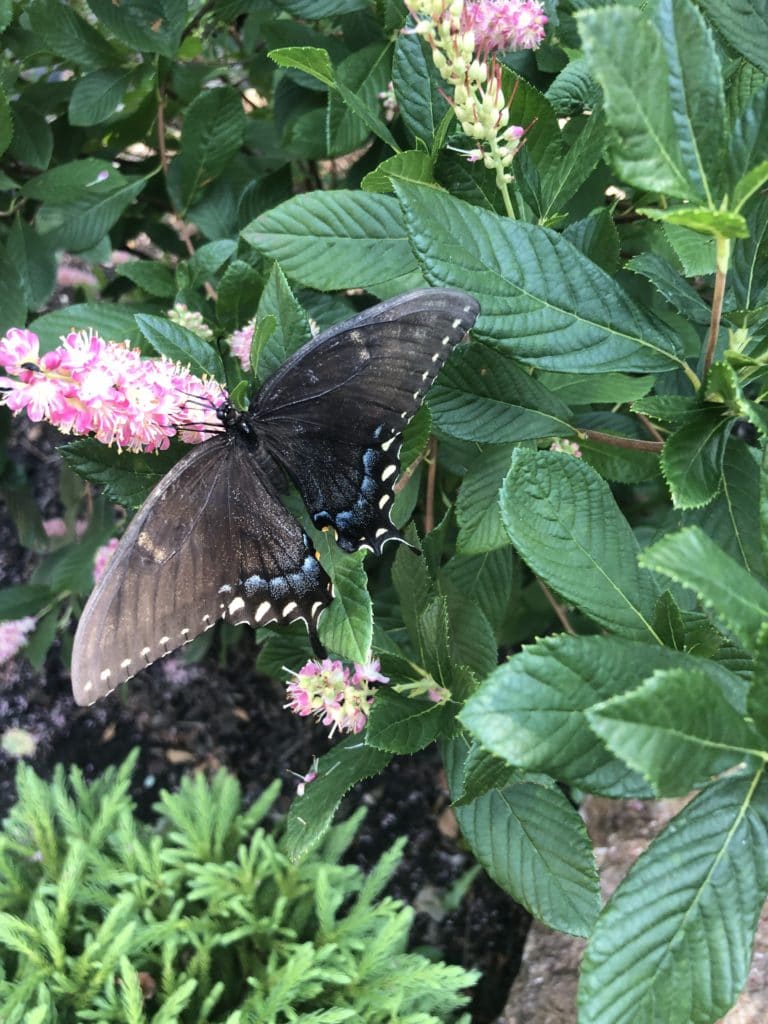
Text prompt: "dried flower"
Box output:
[[0, 617, 37, 664], [285, 657, 389, 736], [0, 328, 225, 453]]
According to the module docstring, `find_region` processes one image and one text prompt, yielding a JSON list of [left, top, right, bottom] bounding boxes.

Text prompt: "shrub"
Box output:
[[0, 752, 477, 1022]]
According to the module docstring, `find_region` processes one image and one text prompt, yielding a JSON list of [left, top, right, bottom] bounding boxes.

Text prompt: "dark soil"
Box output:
[[0, 422, 530, 1023]]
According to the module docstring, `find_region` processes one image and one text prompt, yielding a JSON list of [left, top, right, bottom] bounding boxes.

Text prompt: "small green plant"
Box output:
[[0, 752, 477, 1023]]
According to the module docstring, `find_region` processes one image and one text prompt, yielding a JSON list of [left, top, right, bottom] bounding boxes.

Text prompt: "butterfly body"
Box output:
[[71, 288, 479, 705]]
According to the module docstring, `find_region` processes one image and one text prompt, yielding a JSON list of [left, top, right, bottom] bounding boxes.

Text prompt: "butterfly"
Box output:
[[71, 288, 480, 706]]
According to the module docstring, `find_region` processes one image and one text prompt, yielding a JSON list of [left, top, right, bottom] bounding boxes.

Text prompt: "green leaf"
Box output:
[[31, 303, 146, 351], [116, 260, 176, 298], [562, 205, 619, 275], [172, 87, 247, 209], [392, 32, 450, 151], [579, 771, 768, 1024], [661, 408, 730, 509], [361, 150, 434, 193], [500, 450, 660, 640], [60, 440, 181, 508], [455, 445, 514, 555], [652, 0, 727, 201], [625, 252, 711, 324], [243, 191, 422, 297], [429, 343, 573, 443], [686, 442, 764, 576], [639, 205, 749, 239], [663, 222, 716, 275], [7, 217, 57, 311], [284, 737, 392, 861], [85, 0, 187, 58], [445, 738, 600, 936], [215, 260, 261, 331], [367, 689, 452, 754], [134, 314, 223, 380], [28, 0, 122, 69], [395, 183, 684, 374], [314, 537, 372, 665], [269, 46, 335, 87], [35, 174, 147, 254], [695, 0, 768, 75], [538, 370, 655, 406], [588, 667, 764, 796], [9, 99, 53, 171], [328, 44, 397, 156], [539, 108, 607, 219], [577, 5, 701, 199], [453, 743, 528, 806], [441, 546, 518, 636], [0, 584, 54, 620], [254, 263, 312, 382], [641, 525, 768, 649], [460, 635, 743, 798], [68, 68, 137, 126]]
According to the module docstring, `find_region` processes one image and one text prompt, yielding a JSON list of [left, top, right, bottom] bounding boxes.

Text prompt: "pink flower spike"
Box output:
[[0, 617, 37, 664], [227, 321, 255, 372], [93, 538, 120, 585], [0, 329, 40, 374], [351, 657, 389, 687]]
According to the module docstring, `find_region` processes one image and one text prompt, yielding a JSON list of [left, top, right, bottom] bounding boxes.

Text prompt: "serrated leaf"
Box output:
[[172, 87, 247, 209], [31, 303, 146, 351], [361, 150, 434, 193], [626, 252, 711, 324], [639, 205, 749, 239], [695, 0, 768, 75], [445, 737, 600, 935], [661, 408, 729, 509], [663, 222, 716, 275], [501, 449, 660, 640], [327, 43, 396, 156], [453, 743, 528, 806], [441, 546, 518, 635], [254, 262, 312, 382], [588, 667, 764, 795], [60, 440, 180, 508], [269, 46, 335, 87], [395, 183, 684, 374], [35, 175, 147, 253], [577, 5, 703, 200], [85, 0, 187, 58], [392, 31, 450, 151], [729, 83, 768, 208], [9, 100, 52, 170], [579, 771, 768, 1024], [429, 343, 573, 442], [460, 635, 744, 798], [317, 547, 372, 664], [455, 445, 514, 555], [68, 68, 136, 126], [134, 314, 224, 380], [243, 191, 423, 296], [284, 737, 391, 861], [641, 525, 768, 649], [562, 206, 619, 275], [28, 0, 122, 69], [116, 260, 176, 298], [366, 689, 452, 754]]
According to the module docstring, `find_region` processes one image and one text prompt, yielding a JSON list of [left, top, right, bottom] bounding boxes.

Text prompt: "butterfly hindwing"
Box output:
[[71, 437, 331, 705], [251, 289, 480, 553]]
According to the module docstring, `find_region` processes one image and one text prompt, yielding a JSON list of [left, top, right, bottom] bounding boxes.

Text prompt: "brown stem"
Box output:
[[703, 236, 730, 377], [537, 580, 576, 635], [577, 428, 663, 453], [155, 85, 169, 177], [636, 414, 665, 443]]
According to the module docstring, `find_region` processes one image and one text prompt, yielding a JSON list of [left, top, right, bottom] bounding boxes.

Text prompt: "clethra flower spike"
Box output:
[[284, 656, 389, 737], [0, 328, 226, 453]]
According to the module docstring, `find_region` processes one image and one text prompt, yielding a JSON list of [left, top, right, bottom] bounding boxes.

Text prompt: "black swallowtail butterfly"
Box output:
[[71, 288, 479, 705]]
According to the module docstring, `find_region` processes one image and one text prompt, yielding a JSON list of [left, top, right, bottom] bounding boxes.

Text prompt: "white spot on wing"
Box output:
[[381, 464, 397, 482], [378, 493, 391, 509], [441, 334, 450, 345], [100, 668, 111, 681], [255, 601, 271, 622], [228, 596, 245, 615], [381, 437, 396, 452], [282, 601, 297, 616], [120, 658, 132, 669], [141, 646, 151, 657], [452, 318, 462, 328]]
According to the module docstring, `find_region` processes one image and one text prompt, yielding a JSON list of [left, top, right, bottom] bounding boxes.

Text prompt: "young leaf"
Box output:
[[579, 771, 768, 1024], [317, 547, 372, 665], [500, 450, 661, 641], [641, 526, 768, 649], [588, 668, 764, 795], [367, 689, 453, 754], [660, 408, 730, 509]]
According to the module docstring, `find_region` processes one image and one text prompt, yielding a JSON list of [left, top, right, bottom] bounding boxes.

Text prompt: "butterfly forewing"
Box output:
[[71, 437, 331, 705], [252, 288, 480, 552]]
